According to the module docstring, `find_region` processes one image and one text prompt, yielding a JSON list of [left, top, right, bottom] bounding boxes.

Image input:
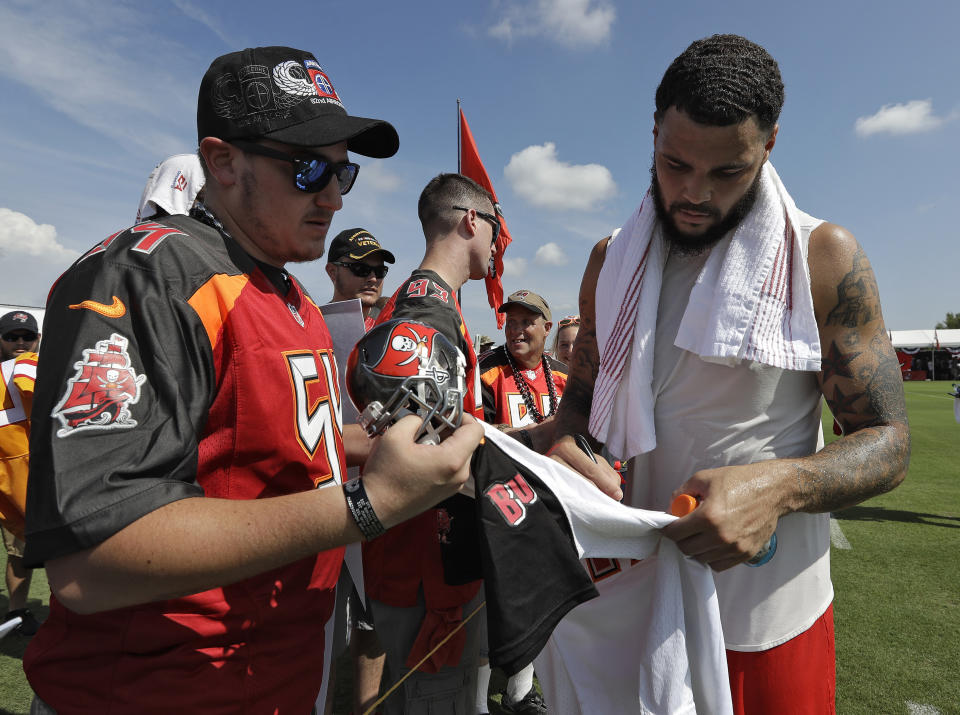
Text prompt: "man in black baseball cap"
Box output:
[[23, 47, 482, 714], [0, 311, 40, 361], [326, 228, 396, 330], [192, 45, 399, 268]]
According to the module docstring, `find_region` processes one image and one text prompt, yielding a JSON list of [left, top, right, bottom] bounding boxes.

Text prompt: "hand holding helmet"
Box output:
[[344, 319, 482, 533]]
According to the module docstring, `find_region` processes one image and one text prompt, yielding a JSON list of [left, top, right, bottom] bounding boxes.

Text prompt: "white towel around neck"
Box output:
[[590, 163, 821, 460]]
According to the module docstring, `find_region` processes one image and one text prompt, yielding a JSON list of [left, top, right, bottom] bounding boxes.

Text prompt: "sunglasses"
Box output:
[[230, 140, 360, 195], [558, 316, 581, 328], [452, 205, 500, 243], [1, 332, 37, 343], [332, 261, 389, 279]]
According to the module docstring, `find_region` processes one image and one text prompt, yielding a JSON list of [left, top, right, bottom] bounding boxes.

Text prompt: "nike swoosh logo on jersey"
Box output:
[[68, 296, 127, 318]]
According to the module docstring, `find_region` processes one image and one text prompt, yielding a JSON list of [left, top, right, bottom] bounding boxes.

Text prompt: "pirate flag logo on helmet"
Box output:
[[347, 319, 466, 445]]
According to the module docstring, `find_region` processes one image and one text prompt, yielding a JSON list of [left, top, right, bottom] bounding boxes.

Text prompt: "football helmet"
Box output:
[[347, 319, 466, 444]]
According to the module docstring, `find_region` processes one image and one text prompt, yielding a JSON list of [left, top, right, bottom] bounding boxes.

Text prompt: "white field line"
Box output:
[[907, 393, 956, 400], [829, 517, 852, 550], [906, 702, 942, 714]]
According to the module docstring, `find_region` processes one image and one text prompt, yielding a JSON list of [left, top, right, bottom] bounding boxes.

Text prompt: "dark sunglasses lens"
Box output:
[[296, 160, 358, 195], [344, 263, 387, 279], [334, 164, 358, 195], [295, 160, 331, 192], [487, 214, 500, 241]]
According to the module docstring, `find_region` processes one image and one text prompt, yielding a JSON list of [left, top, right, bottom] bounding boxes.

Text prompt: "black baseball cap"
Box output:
[[197, 46, 399, 158], [0, 311, 39, 336], [328, 228, 396, 264]]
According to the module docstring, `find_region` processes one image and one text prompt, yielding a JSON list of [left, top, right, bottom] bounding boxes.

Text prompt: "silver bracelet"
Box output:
[[344, 478, 386, 541]]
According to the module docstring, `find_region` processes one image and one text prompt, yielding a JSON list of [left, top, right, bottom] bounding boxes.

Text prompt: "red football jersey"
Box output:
[[24, 214, 346, 713], [479, 345, 568, 427], [363, 269, 482, 612]]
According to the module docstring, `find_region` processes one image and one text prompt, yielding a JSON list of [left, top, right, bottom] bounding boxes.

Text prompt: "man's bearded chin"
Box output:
[[650, 161, 763, 256]]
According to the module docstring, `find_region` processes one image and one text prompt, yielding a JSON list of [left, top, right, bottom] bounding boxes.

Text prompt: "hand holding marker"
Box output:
[[668, 494, 777, 567]]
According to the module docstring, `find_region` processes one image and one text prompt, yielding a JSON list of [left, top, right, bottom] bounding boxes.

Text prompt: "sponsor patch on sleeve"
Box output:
[[52, 333, 147, 437]]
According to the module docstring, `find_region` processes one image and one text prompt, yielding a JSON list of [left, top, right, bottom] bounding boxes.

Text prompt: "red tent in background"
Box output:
[[459, 107, 513, 328]]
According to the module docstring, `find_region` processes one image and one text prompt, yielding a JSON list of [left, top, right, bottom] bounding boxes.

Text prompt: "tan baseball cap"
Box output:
[[497, 290, 551, 322]]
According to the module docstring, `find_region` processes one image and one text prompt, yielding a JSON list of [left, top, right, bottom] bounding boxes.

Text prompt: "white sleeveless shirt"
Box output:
[[627, 211, 833, 651]]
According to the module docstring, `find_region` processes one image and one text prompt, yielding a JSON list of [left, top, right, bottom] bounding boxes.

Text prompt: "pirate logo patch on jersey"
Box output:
[[52, 333, 146, 437]]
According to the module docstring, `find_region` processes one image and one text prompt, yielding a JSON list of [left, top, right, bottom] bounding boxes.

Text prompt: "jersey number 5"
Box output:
[[285, 350, 344, 487]]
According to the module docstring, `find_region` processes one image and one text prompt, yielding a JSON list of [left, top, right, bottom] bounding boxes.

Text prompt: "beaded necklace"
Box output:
[[503, 345, 558, 424]]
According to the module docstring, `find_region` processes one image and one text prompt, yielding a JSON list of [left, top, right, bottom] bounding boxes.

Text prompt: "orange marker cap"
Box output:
[[669, 493, 699, 517]]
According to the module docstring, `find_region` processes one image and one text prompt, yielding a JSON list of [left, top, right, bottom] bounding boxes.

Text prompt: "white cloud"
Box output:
[[357, 162, 403, 193], [502, 256, 529, 276], [0, 208, 79, 262], [489, 0, 615, 48], [854, 99, 954, 137], [171, 0, 235, 46], [505, 142, 616, 210], [332, 161, 409, 229], [535, 242, 567, 266]]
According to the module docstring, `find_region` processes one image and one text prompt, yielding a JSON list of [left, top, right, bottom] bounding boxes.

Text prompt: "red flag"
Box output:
[[459, 108, 513, 328]]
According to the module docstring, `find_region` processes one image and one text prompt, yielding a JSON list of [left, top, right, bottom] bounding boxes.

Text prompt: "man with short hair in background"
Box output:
[[366, 172, 498, 715], [326, 227, 395, 330], [0, 311, 40, 637]]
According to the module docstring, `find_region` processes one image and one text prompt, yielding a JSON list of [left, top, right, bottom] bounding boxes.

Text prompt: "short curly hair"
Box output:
[[655, 34, 784, 133]]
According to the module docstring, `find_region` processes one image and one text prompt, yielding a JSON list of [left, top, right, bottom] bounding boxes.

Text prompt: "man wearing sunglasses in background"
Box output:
[[22, 46, 482, 714], [0, 311, 41, 638], [323, 226, 395, 713], [326, 227, 395, 330]]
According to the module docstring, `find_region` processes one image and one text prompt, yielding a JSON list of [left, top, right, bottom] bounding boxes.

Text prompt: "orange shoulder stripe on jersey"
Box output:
[[188, 274, 250, 349], [479, 364, 504, 387]]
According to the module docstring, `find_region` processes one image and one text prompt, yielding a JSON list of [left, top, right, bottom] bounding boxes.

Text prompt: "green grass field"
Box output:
[[2, 380, 958, 713], [828, 381, 959, 715]]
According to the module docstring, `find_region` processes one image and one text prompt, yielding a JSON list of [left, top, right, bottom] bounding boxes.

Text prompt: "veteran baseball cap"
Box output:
[[0, 311, 39, 336], [197, 46, 399, 158], [497, 290, 551, 322], [328, 228, 396, 264]]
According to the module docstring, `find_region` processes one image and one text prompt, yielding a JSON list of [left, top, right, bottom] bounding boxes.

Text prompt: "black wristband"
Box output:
[[344, 478, 386, 541]]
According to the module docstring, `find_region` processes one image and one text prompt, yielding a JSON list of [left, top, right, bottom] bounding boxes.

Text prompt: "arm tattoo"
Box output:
[[820, 340, 859, 383], [825, 248, 880, 327], [800, 246, 910, 512]]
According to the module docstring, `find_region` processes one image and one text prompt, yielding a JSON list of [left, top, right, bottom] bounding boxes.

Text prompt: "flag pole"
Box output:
[[457, 98, 462, 305]]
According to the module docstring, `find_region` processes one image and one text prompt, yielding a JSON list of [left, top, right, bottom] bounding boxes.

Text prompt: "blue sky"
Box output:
[[1, 0, 957, 343]]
